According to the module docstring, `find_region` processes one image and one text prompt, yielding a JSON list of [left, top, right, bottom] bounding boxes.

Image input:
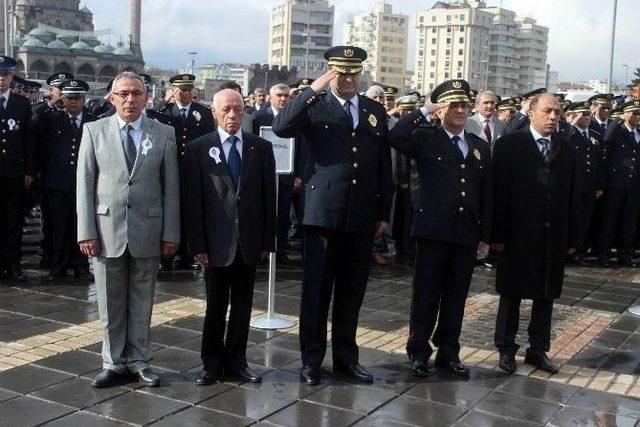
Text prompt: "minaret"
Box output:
[[130, 0, 142, 58]]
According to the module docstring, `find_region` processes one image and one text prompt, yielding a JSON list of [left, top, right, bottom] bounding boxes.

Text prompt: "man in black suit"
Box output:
[[31, 79, 98, 280], [253, 83, 297, 264], [503, 88, 546, 135], [492, 93, 580, 375], [389, 80, 492, 377], [0, 56, 34, 282], [598, 100, 640, 267], [273, 46, 393, 385], [184, 89, 276, 385], [158, 73, 215, 270]]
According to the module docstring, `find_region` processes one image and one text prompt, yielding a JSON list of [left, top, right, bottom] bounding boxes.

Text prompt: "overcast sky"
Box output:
[[83, 0, 638, 84]]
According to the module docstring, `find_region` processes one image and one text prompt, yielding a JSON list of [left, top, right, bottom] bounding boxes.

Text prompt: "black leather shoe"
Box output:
[[137, 368, 160, 386], [409, 360, 434, 377], [91, 369, 122, 388], [524, 351, 559, 374], [333, 363, 373, 383], [230, 366, 262, 383], [498, 351, 517, 374], [5, 266, 26, 282], [435, 360, 470, 377], [300, 365, 320, 385], [195, 370, 218, 386]]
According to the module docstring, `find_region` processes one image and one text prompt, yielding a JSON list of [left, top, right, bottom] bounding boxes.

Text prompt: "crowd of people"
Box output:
[[0, 44, 639, 389]]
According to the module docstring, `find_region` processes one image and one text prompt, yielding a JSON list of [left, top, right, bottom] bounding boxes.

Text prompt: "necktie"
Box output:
[[344, 100, 354, 129], [451, 135, 464, 158], [179, 108, 187, 123], [227, 135, 242, 187], [70, 117, 80, 137], [124, 124, 137, 173], [538, 138, 550, 162], [600, 122, 607, 133], [0, 96, 5, 113], [483, 119, 492, 142], [582, 130, 589, 141]]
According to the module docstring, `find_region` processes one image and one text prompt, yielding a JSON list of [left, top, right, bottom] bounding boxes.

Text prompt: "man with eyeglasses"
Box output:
[[389, 80, 491, 378], [31, 79, 98, 281], [158, 73, 214, 271], [77, 71, 180, 388], [588, 94, 614, 143], [597, 100, 640, 268], [492, 93, 580, 375]]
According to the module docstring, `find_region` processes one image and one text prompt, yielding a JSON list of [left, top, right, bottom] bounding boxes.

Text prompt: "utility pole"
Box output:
[[606, 0, 618, 93], [3, 0, 10, 56], [188, 51, 198, 75], [304, 0, 311, 78]]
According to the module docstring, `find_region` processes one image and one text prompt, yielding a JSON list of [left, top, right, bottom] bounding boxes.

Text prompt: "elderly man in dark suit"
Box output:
[[184, 89, 276, 385], [492, 93, 580, 375], [273, 46, 393, 385]]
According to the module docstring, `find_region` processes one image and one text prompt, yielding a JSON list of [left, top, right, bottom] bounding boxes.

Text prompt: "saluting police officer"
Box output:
[[598, 100, 640, 267], [389, 80, 492, 377], [273, 46, 393, 386], [33, 79, 97, 280], [0, 56, 34, 282], [158, 73, 214, 270], [504, 88, 546, 135]]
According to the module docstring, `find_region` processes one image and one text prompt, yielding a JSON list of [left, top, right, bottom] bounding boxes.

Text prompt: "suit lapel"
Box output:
[[239, 131, 255, 193], [109, 115, 130, 174], [437, 127, 463, 161], [547, 133, 563, 164], [324, 92, 351, 128], [525, 131, 546, 165], [356, 95, 369, 131], [209, 131, 236, 193], [130, 117, 153, 178]]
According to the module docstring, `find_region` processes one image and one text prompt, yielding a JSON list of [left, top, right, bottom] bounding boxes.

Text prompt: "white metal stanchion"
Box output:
[[250, 175, 296, 330]]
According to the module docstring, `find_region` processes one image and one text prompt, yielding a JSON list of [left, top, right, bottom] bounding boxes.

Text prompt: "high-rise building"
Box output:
[[343, 3, 408, 90], [412, 1, 550, 97], [268, 0, 334, 78]]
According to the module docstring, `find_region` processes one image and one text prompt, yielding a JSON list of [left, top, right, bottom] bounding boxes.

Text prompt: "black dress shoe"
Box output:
[[195, 370, 218, 386], [300, 365, 320, 385], [137, 368, 160, 386], [498, 351, 517, 374], [230, 366, 262, 383], [91, 369, 123, 388], [435, 360, 470, 377], [333, 363, 373, 383], [524, 351, 559, 374], [409, 360, 434, 377]]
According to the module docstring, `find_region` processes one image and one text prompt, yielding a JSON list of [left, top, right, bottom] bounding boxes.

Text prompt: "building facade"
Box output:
[[515, 16, 548, 94], [343, 3, 408, 90], [268, 0, 334, 78]]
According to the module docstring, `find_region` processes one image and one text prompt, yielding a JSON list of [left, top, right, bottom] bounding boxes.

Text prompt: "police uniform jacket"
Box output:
[[570, 126, 603, 195], [35, 108, 98, 193], [0, 92, 34, 178], [388, 109, 492, 248], [602, 123, 640, 192], [272, 88, 393, 235], [158, 101, 215, 159], [504, 111, 529, 135]]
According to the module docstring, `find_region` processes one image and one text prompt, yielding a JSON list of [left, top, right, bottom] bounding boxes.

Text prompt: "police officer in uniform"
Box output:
[[496, 98, 519, 123], [33, 79, 97, 280], [0, 56, 34, 282], [588, 94, 613, 143], [389, 80, 492, 377], [598, 100, 640, 267], [383, 85, 398, 113], [158, 73, 215, 270], [273, 46, 393, 385], [504, 88, 546, 135]]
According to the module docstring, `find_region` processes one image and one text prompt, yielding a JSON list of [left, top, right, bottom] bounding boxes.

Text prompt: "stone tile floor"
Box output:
[[3, 230, 640, 425]]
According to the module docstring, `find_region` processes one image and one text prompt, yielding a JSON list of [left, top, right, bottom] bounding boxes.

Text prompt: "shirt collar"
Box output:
[[443, 127, 465, 142], [595, 116, 607, 125], [271, 106, 280, 117], [217, 127, 243, 144], [477, 113, 493, 123], [176, 101, 191, 111], [530, 125, 551, 143], [0, 89, 10, 101], [576, 125, 589, 134], [67, 111, 83, 122], [332, 92, 359, 109], [116, 113, 143, 131]]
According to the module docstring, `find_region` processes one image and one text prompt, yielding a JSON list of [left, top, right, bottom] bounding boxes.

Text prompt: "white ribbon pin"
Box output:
[[7, 119, 16, 130], [209, 146, 221, 164], [141, 135, 152, 156]]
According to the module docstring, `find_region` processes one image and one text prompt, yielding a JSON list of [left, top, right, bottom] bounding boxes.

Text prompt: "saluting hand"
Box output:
[[310, 69, 338, 93]]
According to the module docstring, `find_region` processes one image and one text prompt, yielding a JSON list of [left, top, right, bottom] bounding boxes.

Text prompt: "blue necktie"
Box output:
[[451, 135, 463, 157], [179, 108, 187, 123], [227, 135, 242, 187], [344, 100, 354, 129]]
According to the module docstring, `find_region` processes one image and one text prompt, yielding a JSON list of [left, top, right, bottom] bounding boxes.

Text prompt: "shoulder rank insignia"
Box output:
[[368, 113, 377, 127], [473, 148, 481, 160]]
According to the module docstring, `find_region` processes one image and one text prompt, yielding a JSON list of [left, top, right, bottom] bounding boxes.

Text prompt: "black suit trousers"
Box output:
[[46, 189, 87, 271], [201, 251, 256, 374], [576, 193, 597, 252], [301, 226, 373, 367], [598, 188, 640, 260], [0, 178, 25, 268], [494, 296, 553, 355], [277, 176, 294, 256], [406, 239, 475, 363]]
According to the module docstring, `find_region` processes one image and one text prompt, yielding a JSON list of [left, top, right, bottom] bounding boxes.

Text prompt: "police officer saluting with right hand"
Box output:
[[388, 80, 492, 377]]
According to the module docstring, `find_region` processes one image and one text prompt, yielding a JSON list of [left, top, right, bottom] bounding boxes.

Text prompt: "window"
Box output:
[[446, 15, 451, 22], [458, 49, 463, 55], [457, 72, 462, 78], [459, 25, 464, 31], [430, 72, 435, 78], [445, 49, 450, 56], [431, 37, 436, 44], [431, 49, 436, 55], [444, 72, 450, 78], [430, 61, 435, 66], [432, 27, 436, 33], [458, 60, 463, 67], [446, 38, 451, 44], [432, 16, 436, 22], [420, 16, 424, 23], [459, 37, 464, 43]]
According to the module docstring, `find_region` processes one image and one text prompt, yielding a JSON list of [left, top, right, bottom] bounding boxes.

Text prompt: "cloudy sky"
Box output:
[[83, 0, 638, 84]]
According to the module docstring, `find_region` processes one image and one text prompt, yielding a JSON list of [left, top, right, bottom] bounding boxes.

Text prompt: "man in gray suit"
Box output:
[[465, 91, 506, 151], [77, 72, 180, 388]]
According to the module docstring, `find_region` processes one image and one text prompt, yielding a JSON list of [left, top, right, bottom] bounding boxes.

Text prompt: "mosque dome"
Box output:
[[21, 37, 45, 48], [70, 40, 92, 50], [93, 43, 115, 53], [46, 38, 68, 49]]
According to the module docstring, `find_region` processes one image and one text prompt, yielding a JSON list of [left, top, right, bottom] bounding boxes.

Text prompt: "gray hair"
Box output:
[[476, 90, 497, 103], [111, 71, 146, 92], [269, 83, 290, 96], [365, 85, 385, 98], [212, 88, 244, 109], [253, 87, 265, 95]]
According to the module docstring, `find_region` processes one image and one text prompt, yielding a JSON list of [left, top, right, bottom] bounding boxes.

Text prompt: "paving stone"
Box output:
[[475, 391, 561, 424], [568, 388, 640, 418], [497, 376, 580, 404], [264, 400, 363, 427], [0, 395, 74, 426], [304, 383, 396, 414], [405, 381, 492, 410], [151, 406, 252, 427], [151, 347, 202, 373], [88, 391, 188, 425], [137, 372, 232, 404], [599, 351, 640, 375], [547, 406, 639, 427], [372, 396, 465, 426], [246, 344, 301, 369], [34, 349, 103, 375], [42, 411, 130, 426], [239, 368, 327, 399], [610, 315, 640, 333], [0, 364, 73, 394], [0, 387, 18, 402], [570, 345, 614, 369], [590, 329, 632, 350], [172, 336, 202, 352], [454, 410, 541, 427], [198, 386, 296, 420], [151, 325, 201, 346], [30, 377, 128, 409]]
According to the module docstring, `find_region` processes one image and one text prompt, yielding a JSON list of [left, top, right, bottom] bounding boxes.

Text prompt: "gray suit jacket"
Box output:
[[465, 114, 507, 148], [77, 114, 180, 258]]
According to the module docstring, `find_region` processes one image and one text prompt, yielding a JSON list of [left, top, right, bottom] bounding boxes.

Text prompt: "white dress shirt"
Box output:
[[67, 111, 83, 127], [530, 125, 552, 153], [176, 101, 191, 116], [271, 106, 280, 118], [332, 92, 359, 128], [218, 127, 243, 160], [116, 114, 143, 151], [476, 113, 495, 142], [0, 89, 10, 109]]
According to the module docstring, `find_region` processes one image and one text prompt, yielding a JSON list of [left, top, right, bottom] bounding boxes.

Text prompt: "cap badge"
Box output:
[[344, 48, 354, 58], [452, 81, 462, 89], [368, 113, 377, 127], [58, 73, 65, 79], [182, 75, 189, 80], [71, 81, 78, 87]]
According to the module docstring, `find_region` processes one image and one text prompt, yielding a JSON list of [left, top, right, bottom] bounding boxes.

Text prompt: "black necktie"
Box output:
[[124, 125, 137, 173], [70, 117, 80, 137], [600, 122, 607, 133], [227, 136, 242, 187], [344, 100, 354, 129], [179, 108, 187, 123], [451, 135, 464, 157], [582, 130, 589, 141], [538, 138, 550, 162]]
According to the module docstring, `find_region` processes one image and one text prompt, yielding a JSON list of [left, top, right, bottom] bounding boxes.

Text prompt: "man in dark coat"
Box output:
[[492, 93, 580, 375], [272, 46, 393, 385], [184, 89, 276, 385], [389, 80, 492, 377]]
